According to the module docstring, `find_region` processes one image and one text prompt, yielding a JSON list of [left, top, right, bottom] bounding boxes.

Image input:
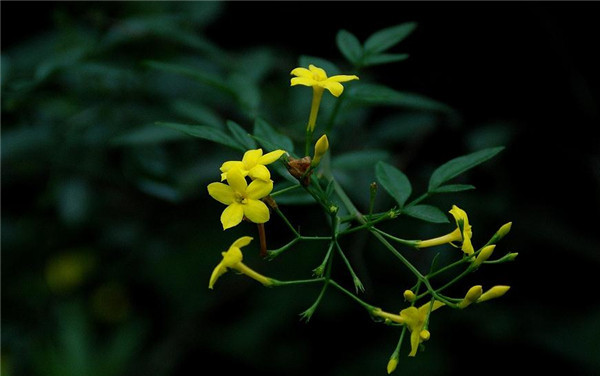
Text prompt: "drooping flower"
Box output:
[[207, 168, 273, 230], [290, 64, 359, 132], [220, 148, 286, 182], [416, 205, 474, 255], [209, 236, 274, 289]]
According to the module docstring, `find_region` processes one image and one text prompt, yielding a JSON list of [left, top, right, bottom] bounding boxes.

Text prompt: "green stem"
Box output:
[[372, 228, 418, 247], [271, 277, 326, 287], [325, 95, 345, 134], [329, 279, 375, 311], [273, 207, 300, 237], [266, 237, 300, 260], [270, 184, 301, 198], [338, 211, 397, 236], [335, 241, 364, 293]]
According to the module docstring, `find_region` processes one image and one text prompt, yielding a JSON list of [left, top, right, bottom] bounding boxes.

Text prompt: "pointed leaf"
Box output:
[[430, 184, 476, 194], [111, 125, 188, 146], [348, 83, 452, 112], [144, 61, 233, 95], [336, 30, 363, 65], [428, 147, 505, 191], [333, 150, 390, 171], [404, 205, 449, 223], [253, 118, 294, 154], [375, 161, 412, 208], [157, 122, 242, 150], [364, 22, 418, 54], [363, 53, 409, 67], [227, 120, 256, 150]]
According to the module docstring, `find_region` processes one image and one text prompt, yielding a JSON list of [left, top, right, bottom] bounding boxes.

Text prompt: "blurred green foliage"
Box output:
[[3, 2, 600, 376]]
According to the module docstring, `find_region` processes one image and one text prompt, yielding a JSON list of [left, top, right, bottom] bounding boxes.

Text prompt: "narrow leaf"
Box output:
[[227, 120, 256, 150], [333, 150, 390, 171], [363, 53, 409, 67], [111, 125, 188, 146], [428, 147, 505, 191], [364, 22, 418, 54], [336, 30, 363, 65], [430, 184, 476, 194], [144, 61, 233, 95], [348, 83, 452, 112], [157, 122, 241, 150], [403, 205, 449, 223], [253, 118, 294, 153], [375, 161, 412, 208]]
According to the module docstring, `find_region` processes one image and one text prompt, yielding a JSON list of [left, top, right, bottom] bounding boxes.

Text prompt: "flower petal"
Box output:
[[248, 165, 271, 182], [328, 74, 359, 83], [220, 160, 245, 173], [257, 149, 286, 165], [408, 329, 421, 357], [208, 262, 227, 289], [321, 80, 344, 97], [222, 246, 243, 266], [246, 179, 273, 199], [309, 64, 327, 80], [226, 168, 247, 193], [243, 199, 270, 223], [291, 77, 316, 87], [207, 183, 235, 205], [290, 67, 312, 78], [242, 149, 263, 169], [232, 236, 253, 249], [221, 203, 244, 230]]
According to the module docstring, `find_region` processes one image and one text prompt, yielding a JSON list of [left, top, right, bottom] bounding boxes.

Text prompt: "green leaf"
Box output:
[[403, 205, 449, 223], [336, 30, 363, 65], [363, 53, 409, 67], [253, 118, 294, 154], [111, 125, 188, 146], [170, 100, 223, 128], [157, 122, 241, 150], [144, 61, 233, 95], [430, 184, 476, 193], [272, 186, 314, 205], [299, 56, 341, 75], [364, 22, 418, 54], [333, 150, 390, 171], [227, 120, 256, 150], [348, 83, 452, 112], [428, 146, 505, 191], [375, 161, 412, 208]]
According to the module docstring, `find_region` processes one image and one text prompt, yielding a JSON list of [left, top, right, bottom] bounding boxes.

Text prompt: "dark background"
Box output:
[[3, 2, 599, 375]]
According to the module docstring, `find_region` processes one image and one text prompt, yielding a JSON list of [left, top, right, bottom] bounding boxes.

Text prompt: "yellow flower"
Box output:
[[209, 236, 274, 289], [416, 205, 474, 255], [220, 148, 286, 182], [399, 300, 445, 357], [372, 300, 445, 357], [311, 134, 329, 167], [290, 64, 359, 132], [207, 168, 273, 230]]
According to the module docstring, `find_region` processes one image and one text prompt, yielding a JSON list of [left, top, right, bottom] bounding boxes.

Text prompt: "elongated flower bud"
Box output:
[[487, 222, 512, 245], [473, 245, 495, 268], [387, 357, 398, 374], [403, 289, 416, 302], [311, 134, 329, 167], [458, 285, 483, 308], [477, 285, 510, 303]]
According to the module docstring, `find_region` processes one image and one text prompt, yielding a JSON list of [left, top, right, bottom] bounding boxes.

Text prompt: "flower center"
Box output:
[[234, 192, 247, 204]]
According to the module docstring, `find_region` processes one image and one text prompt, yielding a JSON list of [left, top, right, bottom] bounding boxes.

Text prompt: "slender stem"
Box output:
[[338, 211, 397, 236], [266, 237, 300, 260], [405, 192, 430, 208], [257, 223, 267, 258], [273, 207, 300, 237], [372, 227, 418, 247], [272, 277, 326, 287], [335, 241, 364, 293], [329, 279, 375, 311], [325, 95, 345, 134], [270, 184, 301, 197]]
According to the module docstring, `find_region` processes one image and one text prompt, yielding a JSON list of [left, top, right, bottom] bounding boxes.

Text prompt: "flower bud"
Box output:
[[419, 330, 431, 341], [487, 222, 512, 245], [386, 357, 398, 374], [477, 285, 510, 303], [458, 285, 483, 309], [311, 134, 329, 167], [403, 289, 416, 302], [472, 245, 495, 268]]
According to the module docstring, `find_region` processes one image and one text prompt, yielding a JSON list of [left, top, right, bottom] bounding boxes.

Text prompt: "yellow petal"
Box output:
[[208, 262, 227, 289], [290, 67, 313, 78], [321, 80, 344, 97], [221, 203, 244, 230], [248, 165, 271, 182], [222, 246, 243, 267], [232, 236, 253, 249], [309, 64, 327, 81], [226, 168, 247, 193], [399, 306, 420, 328], [242, 149, 263, 169], [291, 77, 316, 87], [257, 149, 286, 165], [207, 182, 235, 205], [418, 300, 445, 315], [408, 328, 421, 357], [461, 234, 474, 255], [242, 199, 270, 223], [220, 160, 245, 173], [328, 74, 359, 83], [246, 179, 273, 200], [387, 358, 398, 374], [477, 285, 510, 303]]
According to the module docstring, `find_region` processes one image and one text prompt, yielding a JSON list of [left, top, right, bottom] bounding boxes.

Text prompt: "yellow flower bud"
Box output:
[[419, 330, 431, 341], [386, 357, 398, 374], [472, 245, 495, 268], [487, 222, 512, 245], [477, 285, 510, 303], [458, 285, 483, 309], [311, 134, 329, 166], [403, 289, 416, 302]]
